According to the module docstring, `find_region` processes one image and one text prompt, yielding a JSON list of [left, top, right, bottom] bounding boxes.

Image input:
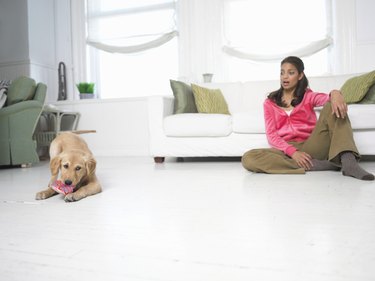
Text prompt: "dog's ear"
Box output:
[[50, 156, 61, 175], [85, 157, 97, 175]]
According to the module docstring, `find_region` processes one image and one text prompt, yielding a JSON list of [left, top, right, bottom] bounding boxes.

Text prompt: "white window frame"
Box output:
[[77, 0, 178, 99]]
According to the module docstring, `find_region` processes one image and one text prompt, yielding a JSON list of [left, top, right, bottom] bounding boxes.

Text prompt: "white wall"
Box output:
[[354, 0, 375, 73], [0, 0, 29, 62], [27, 0, 57, 100], [331, 0, 375, 74], [0, 0, 30, 78], [51, 98, 150, 157], [0, 0, 74, 103]]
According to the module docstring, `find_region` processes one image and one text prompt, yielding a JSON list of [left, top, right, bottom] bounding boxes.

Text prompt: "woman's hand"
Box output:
[[291, 151, 313, 170], [330, 90, 348, 118]]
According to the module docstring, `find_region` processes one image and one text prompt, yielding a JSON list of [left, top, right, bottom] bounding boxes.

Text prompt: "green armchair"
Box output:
[[0, 76, 47, 166]]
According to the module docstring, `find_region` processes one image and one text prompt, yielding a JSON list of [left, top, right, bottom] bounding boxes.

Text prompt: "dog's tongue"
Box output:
[[51, 180, 74, 195]]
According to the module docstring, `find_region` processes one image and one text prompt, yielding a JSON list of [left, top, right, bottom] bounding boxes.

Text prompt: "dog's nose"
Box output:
[[64, 180, 73, 186]]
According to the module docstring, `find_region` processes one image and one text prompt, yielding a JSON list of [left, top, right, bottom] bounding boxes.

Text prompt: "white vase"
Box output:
[[202, 73, 213, 83], [79, 93, 95, 99]]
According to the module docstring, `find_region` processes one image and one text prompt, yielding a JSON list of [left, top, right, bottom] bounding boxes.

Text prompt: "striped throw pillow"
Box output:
[[191, 84, 230, 115], [341, 71, 375, 104], [0, 80, 11, 92], [0, 80, 11, 108]]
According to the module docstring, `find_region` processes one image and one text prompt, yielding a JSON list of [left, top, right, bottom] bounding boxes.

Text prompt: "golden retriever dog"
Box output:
[[35, 131, 101, 202]]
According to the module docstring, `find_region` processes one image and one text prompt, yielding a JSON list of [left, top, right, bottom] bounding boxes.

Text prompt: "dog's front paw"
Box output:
[[35, 191, 47, 200], [64, 193, 79, 202], [35, 188, 57, 200]]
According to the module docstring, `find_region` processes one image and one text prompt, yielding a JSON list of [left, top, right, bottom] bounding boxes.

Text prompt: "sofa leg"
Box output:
[[154, 157, 165, 163], [21, 163, 32, 168]]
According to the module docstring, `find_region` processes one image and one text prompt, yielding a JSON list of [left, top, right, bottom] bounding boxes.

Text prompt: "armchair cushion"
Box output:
[[6, 76, 36, 106]]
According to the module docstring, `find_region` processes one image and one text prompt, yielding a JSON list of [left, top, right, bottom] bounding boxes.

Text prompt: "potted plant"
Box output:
[[76, 82, 95, 99]]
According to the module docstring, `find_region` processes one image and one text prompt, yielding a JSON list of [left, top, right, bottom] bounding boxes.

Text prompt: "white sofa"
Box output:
[[148, 74, 375, 163]]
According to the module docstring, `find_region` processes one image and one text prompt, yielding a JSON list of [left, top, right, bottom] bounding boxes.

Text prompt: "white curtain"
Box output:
[[222, 0, 332, 62], [222, 37, 333, 62], [86, 0, 178, 54], [176, 0, 225, 82]]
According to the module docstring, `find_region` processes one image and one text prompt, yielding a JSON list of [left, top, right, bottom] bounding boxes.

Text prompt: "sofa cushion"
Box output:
[[164, 113, 232, 137], [341, 70, 375, 104], [191, 84, 230, 114], [232, 112, 265, 133], [6, 76, 36, 106], [241, 81, 275, 112], [347, 104, 375, 130], [170, 80, 198, 114]]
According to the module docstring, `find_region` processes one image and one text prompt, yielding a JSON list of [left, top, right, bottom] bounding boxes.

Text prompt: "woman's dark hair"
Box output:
[[267, 56, 309, 107]]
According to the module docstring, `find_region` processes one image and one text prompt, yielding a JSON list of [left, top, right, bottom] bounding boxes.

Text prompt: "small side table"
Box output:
[[35, 105, 80, 147]]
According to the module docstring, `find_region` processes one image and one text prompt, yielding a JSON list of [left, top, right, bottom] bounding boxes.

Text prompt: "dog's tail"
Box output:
[[71, 130, 97, 134]]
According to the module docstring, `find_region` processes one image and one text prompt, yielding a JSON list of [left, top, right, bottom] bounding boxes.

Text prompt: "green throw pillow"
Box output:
[[341, 70, 375, 104], [6, 76, 36, 106], [359, 83, 375, 104], [170, 80, 198, 114], [191, 84, 230, 114]]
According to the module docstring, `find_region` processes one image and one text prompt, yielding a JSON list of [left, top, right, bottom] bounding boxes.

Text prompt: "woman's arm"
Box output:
[[329, 90, 348, 118], [310, 89, 347, 118]]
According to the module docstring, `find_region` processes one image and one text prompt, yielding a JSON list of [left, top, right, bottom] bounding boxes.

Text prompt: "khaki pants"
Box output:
[[242, 102, 359, 174]]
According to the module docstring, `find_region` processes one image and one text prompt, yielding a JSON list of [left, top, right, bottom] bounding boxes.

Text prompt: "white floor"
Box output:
[[0, 156, 375, 281]]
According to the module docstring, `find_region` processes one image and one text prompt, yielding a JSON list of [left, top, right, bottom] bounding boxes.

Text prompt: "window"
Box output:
[[86, 0, 178, 98], [222, 0, 331, 81], [83, 0, 332, 97]]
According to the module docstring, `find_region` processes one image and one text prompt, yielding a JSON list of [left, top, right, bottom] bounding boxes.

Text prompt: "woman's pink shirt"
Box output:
[[263, 89, 330, 157]]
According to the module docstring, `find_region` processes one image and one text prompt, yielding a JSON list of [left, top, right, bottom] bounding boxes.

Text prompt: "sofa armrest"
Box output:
[[147, 96, 174, 156], [0, 100, 44, 141], [148, 95, 174, 133], [0, 100, 43, 117], [148, 95, 174, 117], [34, 83, 47, 104]]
